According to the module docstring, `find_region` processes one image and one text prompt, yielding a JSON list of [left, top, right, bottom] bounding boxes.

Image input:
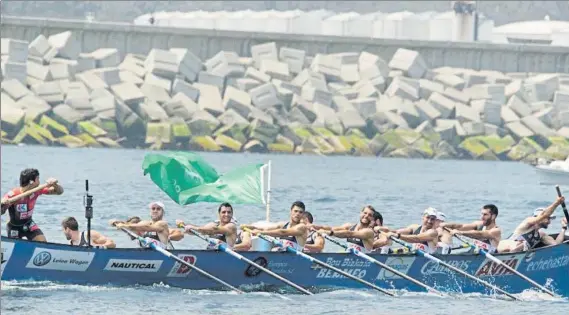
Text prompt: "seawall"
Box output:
[[2, 16, 569, 74]]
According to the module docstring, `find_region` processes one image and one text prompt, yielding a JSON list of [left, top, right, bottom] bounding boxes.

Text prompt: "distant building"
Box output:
[[492, 20, 569, 46]]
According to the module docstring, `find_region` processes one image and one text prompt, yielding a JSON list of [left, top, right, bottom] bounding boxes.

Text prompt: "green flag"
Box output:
[[142, 152, 267, 205]]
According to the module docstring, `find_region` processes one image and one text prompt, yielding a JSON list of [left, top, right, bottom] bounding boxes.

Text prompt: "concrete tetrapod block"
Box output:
[[134, 100, 170, 122], [1, 39, 29, 64], [90, 68, 122, 87], [28, 34, 52, 60], [90, 48, 121, 68], [2, 78, 32, 101], [279, 47, 305, 75], [428, 92, 455, 119], [260, 59, 291, 82], [170, 48, 204, 82], [30, 81, 64, 106], [2, 61, 27, 84], [205, 51, 245, 78], [194, 83, 224, 116], [187, 110, 220, 136], [197, 71, 225, 93], [251, 42, 278, 69], [76, 72, 107, 91], [162, 92, 199, 121], [301, 85, 333, 107], [144, 49, 179, 80], [291, 69, 328, 92], [217, 108, 249, 126], [110, 82, 145, 107], [388, 48, 428, 79], [47, 31, 80, 60], [171, 78, 199, 102], [310, 54, 342, 83], [359, 51, 390, 79], [16, 95, 53, 121], [140, 83, 171, 105], [27, 61, 52, 82], [507, 94, 532, 118], [143, 73, 172, 92], [51, 104, 84, 130], [249, 83, 282, 110]]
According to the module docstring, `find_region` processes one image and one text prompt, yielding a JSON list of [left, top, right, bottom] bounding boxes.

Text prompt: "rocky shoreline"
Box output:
[[1, 31, 568, 162]]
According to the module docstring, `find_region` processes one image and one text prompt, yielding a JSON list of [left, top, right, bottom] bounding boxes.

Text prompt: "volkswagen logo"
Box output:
[[33, 251, 52, 267]]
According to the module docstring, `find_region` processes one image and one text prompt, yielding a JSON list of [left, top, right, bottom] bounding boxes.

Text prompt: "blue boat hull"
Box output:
[[2, 236, 568, 296]]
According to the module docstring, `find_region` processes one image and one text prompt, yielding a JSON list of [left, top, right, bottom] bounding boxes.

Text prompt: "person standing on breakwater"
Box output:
[[442, 204, 502, 254], [242, 201, 309, 251], [1, 168, 64, 242], [176, 202, 239, 250], [62, 216, 116, 248], [498, 195, 566, 253]]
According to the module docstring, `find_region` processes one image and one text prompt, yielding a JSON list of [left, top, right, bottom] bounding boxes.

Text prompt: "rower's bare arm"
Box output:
[[241, 222, 283, 231], [399, 229, 438, 243], [333, 228, 373, 241], [540, 232, 563, 246], [457, 227, 501, 241], [458, 221, 481, 231], [527, 196, 564, 226], [263, 224, 306, 237], [373, 234, 390, 248], [127, 220, 168, 233], [396, 225, 416, 235], [234, 232, 252, 251], [195, 223, 237, 236], [304, 235, 325, 252], [169, 229, 184, 241], [91, 231, 116, 249]]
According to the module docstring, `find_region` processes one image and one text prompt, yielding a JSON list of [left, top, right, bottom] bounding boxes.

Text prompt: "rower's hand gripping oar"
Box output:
[[178, 223, 313, 296], [444, 227, 559, 298], [316, 231, 443, 296], [380, 231, 520, 301], [113, 223, 244, 294], [556, 185, 569, 226], [243, 227, 395, 297]]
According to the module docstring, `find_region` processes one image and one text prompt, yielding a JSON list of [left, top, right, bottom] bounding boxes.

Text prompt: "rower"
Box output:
[[315, 205, 377, 253], [385, 207, 439, 254], [498, 196, 566, 253], [111, 201, 173, 249], [176, 202, 238, 250], [301, 211, 324, 253], [241, 201, 309, 251], [62, 216, 116, 248], [442, 204, 502, 254], [433, 211, 453, 254], [1, 168, 64, 242]]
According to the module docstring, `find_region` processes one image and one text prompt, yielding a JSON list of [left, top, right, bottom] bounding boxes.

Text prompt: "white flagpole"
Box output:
[[265, 160, 272, 222]]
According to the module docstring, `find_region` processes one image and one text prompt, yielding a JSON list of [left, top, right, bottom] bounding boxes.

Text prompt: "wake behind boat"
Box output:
[[2, 235, 569, 297]]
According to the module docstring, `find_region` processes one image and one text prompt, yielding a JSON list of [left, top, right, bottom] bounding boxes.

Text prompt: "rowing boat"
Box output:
[[2, 235, 568, 296]]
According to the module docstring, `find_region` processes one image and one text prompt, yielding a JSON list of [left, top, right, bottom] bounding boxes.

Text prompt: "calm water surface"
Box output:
[[1, 145, 568, 314]]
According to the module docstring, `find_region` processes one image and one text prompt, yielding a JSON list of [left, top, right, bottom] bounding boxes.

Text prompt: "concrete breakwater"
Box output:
[[1, 30, 569, 162]]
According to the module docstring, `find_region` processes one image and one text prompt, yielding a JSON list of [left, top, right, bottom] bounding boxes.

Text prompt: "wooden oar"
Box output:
[[318, 232, 444, 296], [243, 227, 395, 296], [180, 224, 313, 296], [443, 227, 558, 297], [556, 185, 569, 224], [382, 232, 520, 301], [116, 226, 244, 294], [1, 183, 51, 207]]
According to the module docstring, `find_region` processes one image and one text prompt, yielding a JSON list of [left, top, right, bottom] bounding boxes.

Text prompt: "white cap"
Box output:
[[423, 207, 438, 217], [436, 211, 446, 222], [533, 208, 555, 219], [149, 201, 165, 210]]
